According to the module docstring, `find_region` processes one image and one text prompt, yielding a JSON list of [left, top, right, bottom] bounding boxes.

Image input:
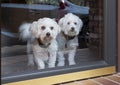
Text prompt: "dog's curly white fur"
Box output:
[[57, 13, 83, 66], [19, 18, 60, 69]]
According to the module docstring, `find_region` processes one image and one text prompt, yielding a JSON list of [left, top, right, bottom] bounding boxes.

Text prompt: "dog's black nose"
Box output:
[[71, 27, 75, 31], [46, 32, 50, 37]]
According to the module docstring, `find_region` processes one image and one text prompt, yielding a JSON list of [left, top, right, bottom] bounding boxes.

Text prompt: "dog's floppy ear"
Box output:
[[58, 17, 64, 28], [78, 17, 83, 30], [29, 21, 38, 38], [57, 24, 61, 34]]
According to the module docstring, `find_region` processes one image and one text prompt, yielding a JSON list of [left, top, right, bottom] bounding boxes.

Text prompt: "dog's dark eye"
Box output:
[[41, 26, 45, 30], [74, 22, 77, 25], [50, 26, 54, 30], [67, 22, 70, 25]]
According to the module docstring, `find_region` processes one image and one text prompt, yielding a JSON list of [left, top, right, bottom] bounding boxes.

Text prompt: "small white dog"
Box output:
[[19, 18, 61, 69], [57, 13, 83, 66]]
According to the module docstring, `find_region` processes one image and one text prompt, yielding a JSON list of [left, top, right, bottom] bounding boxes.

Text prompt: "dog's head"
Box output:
[[59, 13, 83, 36], [30, 18, 61, 44]]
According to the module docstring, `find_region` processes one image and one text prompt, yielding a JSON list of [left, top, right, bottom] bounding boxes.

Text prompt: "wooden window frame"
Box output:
[[1, 0, 117, 84]]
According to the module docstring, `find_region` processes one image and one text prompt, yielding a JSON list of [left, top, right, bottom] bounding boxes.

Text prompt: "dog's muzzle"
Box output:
[[71, 27, 75, 32], [46, 32, 50, 37]]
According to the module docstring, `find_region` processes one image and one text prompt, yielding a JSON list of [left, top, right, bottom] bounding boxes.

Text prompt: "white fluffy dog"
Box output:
[[57, 13, 83, 66], [19, 18, 61, 69]]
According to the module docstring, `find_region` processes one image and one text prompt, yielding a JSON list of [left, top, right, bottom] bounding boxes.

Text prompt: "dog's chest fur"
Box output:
[[57, 33, 78, 52], [32, 39, 58, 61], [32, 40, 50, 61]]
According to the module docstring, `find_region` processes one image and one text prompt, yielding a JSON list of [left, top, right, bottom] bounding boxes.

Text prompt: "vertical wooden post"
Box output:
[[118, 0, 120, 72]]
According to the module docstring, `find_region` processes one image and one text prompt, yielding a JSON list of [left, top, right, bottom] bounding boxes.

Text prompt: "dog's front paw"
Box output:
[[57, 61, 65, 66], [48, 65, 55, 68], [37, 66, 45, 70], [69, 61, 76, 65], [48, 63, 55, 68]]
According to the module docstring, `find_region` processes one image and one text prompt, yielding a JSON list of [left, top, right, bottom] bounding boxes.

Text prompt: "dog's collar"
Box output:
[[62, 31, 75, 40], [37, 38, 51, 48]]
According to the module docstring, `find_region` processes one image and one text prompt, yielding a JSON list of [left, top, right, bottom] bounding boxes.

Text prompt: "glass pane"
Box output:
[[1, 0, 104, 83]]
